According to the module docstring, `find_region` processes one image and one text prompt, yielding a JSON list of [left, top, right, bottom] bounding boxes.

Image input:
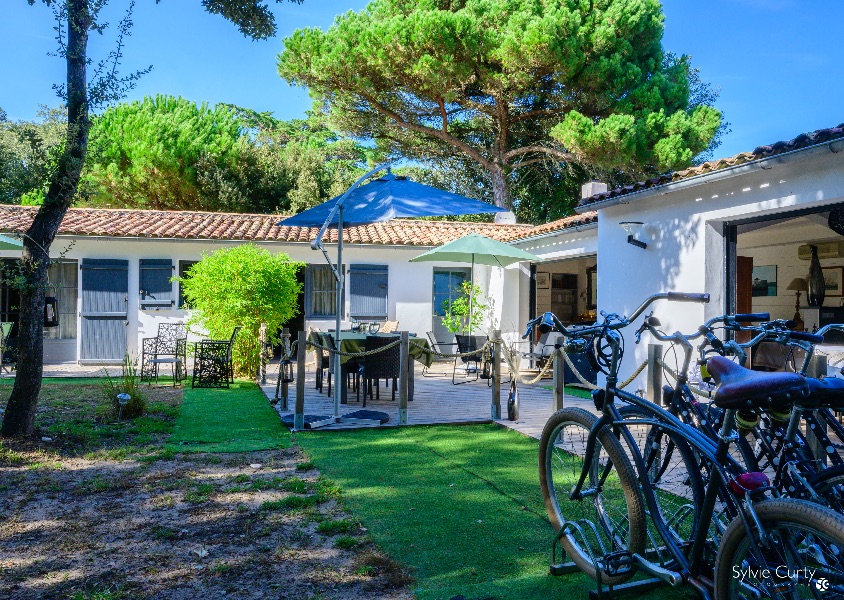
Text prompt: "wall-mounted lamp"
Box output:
[[619, 221, 647, 249]]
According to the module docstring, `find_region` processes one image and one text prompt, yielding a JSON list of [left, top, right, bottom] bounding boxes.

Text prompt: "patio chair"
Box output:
[[360, 335, 401, 406], [422, 331, 457, 377], [191, 326, 241, 388], [453, 335, 487, 385], [318, 333, 357, 396], [379, 320, 399, 333], [0, 322, 15, 375], [140, 322, 187, 386]]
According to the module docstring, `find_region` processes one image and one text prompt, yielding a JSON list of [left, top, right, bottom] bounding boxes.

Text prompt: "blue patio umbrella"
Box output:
[[277, 164, 506, 422]]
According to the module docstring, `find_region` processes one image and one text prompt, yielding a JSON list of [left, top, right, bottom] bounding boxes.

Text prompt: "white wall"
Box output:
[[597, 144, 844, 389], [0, 237, 485, 363]]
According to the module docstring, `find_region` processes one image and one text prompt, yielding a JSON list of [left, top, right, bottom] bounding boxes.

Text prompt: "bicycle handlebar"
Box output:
[[666, 292, 711, 304], [733, 313, 770, 323], [789, 330, 825, 344], [522, 292, 710, 339]]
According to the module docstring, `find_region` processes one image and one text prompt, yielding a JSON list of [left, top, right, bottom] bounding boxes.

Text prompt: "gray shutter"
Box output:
[[140, 259, 174, 309], [350, 264, 388, 319], [80, 259, 128, 361]]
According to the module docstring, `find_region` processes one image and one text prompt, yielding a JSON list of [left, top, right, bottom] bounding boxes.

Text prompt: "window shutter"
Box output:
[[140, 259, 174, 309], [350, 264, 388, 319]]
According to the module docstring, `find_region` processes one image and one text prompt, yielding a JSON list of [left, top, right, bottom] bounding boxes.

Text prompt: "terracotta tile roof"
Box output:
[[578, 123, 844, 208], [0, 205, 540, 246], [515, 212, 597, 238]]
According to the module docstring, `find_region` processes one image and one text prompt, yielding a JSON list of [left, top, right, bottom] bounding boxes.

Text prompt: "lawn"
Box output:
[[0, 380, 405, 599], [169, 380, 291, 452], [296, 424, 684, 600]]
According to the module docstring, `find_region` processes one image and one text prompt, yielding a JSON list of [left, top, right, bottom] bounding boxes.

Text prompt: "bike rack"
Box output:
[[550, 521, 666, 599]]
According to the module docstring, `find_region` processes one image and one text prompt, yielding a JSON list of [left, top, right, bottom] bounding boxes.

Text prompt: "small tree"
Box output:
[[442, 281, 487, 335], [178, 245, 303, 377]]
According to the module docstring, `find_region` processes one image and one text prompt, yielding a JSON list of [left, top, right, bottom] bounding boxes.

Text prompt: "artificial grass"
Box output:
[[539, 384, 593, 399], [296, 424, 683, 600], [169, 380, 291, 453]]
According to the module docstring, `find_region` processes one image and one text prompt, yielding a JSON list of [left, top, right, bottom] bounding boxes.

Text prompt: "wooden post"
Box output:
[[646, 343, 664, 405], [491, 329, 502, 419], [553, 348, 565, 412], [806, 354, 828, 464], [280, 328, 290, 411], [294, 330, 306, 431], [399, 331, 409, 425], [259, 323, 267, 384]]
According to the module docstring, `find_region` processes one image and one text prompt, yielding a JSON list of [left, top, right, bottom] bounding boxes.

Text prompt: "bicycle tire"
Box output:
[[808, 463, 844, 512], [618, 404, 705, 547], [714, 498, 844, 598], [539, 407, 646, 584]]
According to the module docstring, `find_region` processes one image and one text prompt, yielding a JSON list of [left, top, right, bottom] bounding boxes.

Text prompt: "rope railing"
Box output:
[[657, 358, 715, 400]]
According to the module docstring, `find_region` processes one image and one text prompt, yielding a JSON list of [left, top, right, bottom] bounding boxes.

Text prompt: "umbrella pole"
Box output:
[[334, 206, 344, 417], [468, 255, 474, 334]]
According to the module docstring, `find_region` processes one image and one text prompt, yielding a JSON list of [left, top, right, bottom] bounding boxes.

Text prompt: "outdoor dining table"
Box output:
[[308, 331, 433, 403]]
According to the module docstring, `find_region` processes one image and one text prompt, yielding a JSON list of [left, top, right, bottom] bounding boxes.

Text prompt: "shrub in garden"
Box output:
[[177, 244, 303, 377], [101, 355, 146, 419]]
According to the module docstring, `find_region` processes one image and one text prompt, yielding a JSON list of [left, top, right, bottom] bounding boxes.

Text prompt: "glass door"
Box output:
[[432, 267, 471, 344]]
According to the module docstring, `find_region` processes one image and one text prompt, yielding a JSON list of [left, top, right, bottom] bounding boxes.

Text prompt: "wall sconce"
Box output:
[[620, 221, 648, 249]]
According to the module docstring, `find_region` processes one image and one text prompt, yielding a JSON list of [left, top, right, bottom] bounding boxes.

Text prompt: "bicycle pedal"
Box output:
[[598, 551, 636, 577]]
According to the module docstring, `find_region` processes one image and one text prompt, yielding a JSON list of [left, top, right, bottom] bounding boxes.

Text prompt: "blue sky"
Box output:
[[1, 0, 841, 159]]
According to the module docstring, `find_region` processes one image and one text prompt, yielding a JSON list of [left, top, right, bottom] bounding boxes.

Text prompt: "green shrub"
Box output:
[[100, 355, 145, 419], [176, 244, 303, 376]]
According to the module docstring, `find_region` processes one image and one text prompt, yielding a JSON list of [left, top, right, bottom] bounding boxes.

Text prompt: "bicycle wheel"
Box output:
[[618, 404, 705, 547], [809, 464, 844, 512], [539, 407, 646, 584], [715, 498, 844, 599]]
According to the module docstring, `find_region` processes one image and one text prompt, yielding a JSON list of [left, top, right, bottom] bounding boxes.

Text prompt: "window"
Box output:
[[432, 268, 471, 317], [349, 264, 388, 320], [139, 259, 175, 309], [0, 259, 78, 341], [178, 260, 198, 308], [306, 265, 342, 318], [45, 260, 78, 340]]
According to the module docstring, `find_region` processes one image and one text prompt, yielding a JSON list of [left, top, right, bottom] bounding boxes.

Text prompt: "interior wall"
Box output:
[[534, 255, 597, 319], [737, 215, 844, 321]]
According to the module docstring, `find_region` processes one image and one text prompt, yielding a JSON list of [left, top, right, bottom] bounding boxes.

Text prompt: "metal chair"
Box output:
[[453, 335, 487, 385], [141, 322, 187, 386], [191, 326, 241, 388], [360, 335, 401, 406], [422, 331, 456, 377]]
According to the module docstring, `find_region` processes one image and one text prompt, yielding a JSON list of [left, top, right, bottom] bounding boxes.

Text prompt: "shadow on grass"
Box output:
[[296, 424, 686, 600]]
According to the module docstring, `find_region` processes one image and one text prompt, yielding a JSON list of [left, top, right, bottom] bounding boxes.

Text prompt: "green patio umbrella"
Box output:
[[410, 233, 541, 332], [0, 234, 23, 251]]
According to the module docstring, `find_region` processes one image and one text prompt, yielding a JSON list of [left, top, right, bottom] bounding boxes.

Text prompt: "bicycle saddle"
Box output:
[[707, 356, 808, 410]]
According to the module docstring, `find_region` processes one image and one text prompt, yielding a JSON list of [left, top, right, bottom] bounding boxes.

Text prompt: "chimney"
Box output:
[[581, 180, 608, 200], [494, 211, 517, 224]]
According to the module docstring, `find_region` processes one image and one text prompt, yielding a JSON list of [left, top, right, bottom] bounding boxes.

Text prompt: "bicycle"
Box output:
[[529, 294, 844, 598]]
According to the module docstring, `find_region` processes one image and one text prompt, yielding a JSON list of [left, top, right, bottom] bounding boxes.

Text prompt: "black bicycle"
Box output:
[[530, 293, 844, 598]]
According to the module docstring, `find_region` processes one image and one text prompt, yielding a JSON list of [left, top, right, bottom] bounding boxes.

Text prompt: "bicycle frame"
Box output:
[[536, 296, 776, 597]]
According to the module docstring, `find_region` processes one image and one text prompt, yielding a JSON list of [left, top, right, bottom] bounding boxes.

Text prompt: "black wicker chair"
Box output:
[[191, 326, 241, 389], [360, 335, 401, 406], [453, 334, 487, 385], [141, 322, 187, 386]]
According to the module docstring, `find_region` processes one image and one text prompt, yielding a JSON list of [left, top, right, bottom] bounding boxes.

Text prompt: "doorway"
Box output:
[[432, 267, 471, 344]]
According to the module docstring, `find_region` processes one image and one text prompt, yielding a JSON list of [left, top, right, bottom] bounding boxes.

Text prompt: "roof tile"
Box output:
[[579, 124, 844, 207]]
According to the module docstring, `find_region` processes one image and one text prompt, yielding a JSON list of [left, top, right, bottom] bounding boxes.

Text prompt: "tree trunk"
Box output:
[[1, 0, 90, 438], [489, 166, 511, 210]]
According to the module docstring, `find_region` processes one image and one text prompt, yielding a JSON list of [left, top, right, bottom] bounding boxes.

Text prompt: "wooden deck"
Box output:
[[259, 358, 596, 440]]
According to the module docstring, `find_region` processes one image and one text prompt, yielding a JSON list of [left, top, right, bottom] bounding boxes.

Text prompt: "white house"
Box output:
[[0, 206, 552, 364], [568, 123, 844, 388]]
